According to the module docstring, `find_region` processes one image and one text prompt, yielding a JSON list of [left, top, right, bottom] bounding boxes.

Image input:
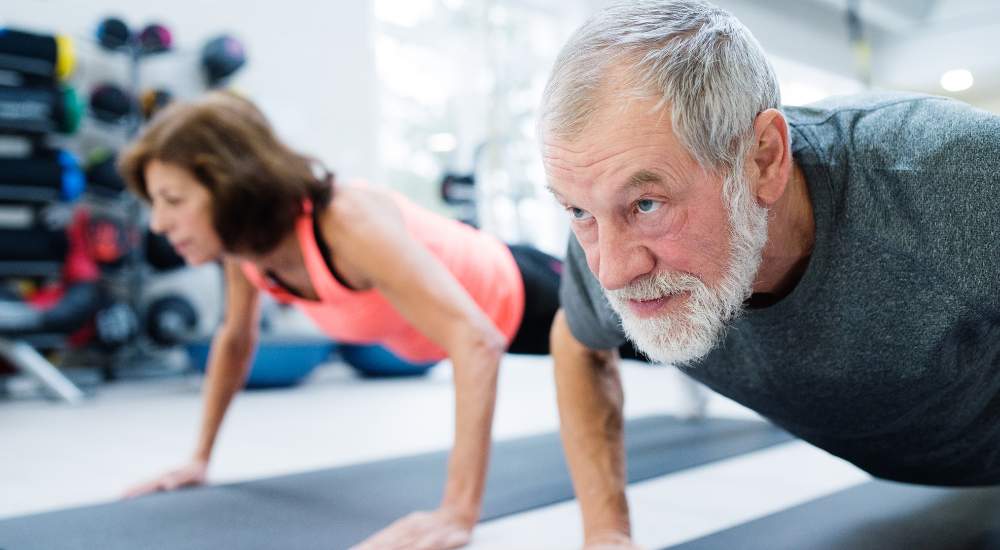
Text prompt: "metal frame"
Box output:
[[0, 337, 84, 403]]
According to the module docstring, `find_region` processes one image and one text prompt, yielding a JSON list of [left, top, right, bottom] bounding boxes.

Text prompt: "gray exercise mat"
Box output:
[[0, 415, 790, 550], [667, 480, 1000, 550]]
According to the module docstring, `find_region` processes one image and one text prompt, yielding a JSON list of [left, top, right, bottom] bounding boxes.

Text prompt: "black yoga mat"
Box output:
[[667, 480, 1000, 550], [0, 415, 791, 550]]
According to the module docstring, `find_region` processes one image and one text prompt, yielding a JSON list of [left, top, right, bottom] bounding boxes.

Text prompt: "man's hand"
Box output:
[[349, 507, 474, 550], [122, 459, 208, 498]]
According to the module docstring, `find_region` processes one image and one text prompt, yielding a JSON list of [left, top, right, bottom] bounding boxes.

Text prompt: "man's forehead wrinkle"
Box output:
[[547, 139, 673, 175], [545, 115, 672, 154], [543, 140, 588, 157], [583, 141, 669, 168]]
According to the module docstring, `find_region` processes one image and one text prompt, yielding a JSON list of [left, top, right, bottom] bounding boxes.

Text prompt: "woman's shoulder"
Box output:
[[323, 181, 401, 235]]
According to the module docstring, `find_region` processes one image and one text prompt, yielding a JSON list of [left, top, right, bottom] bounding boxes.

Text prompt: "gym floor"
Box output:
[[0, 355, 869, 548]]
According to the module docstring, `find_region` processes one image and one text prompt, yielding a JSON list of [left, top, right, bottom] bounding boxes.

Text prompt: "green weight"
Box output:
[[60, 85, 82, 134]]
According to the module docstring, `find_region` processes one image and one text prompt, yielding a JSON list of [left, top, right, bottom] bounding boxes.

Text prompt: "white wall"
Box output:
[[973, 97, 1000, 115], [5, 0, 379, 180], [872, 21, 1000, 110]]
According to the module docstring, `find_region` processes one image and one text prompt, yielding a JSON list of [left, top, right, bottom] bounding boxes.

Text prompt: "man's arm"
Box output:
[[551, 309, 637, 548]]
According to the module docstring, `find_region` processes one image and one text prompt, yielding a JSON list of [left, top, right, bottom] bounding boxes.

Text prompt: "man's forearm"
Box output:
[[551, 310, 631, 542]]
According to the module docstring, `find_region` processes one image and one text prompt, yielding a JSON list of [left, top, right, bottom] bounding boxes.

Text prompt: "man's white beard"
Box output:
[[605, 172, 770, 366]]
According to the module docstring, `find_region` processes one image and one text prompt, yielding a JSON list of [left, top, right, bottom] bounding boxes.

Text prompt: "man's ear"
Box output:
[[749, 108, 792, 207]]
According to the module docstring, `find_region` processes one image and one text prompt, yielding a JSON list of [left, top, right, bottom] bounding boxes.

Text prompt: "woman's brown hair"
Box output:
[[118, 90, 333, 255]]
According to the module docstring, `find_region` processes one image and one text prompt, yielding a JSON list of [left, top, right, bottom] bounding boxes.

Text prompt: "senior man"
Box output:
[[540, 0, 1000, 547]]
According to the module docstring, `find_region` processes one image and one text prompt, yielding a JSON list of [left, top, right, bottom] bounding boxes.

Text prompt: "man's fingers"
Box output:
[[351, 510, 470, 550]]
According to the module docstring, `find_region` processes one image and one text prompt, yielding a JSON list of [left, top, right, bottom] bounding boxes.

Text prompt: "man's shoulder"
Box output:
[[786, 92, 1000, 171], [785, 91, 968, 128], [559, 236, 627, 350], [788, 93, 1000, 302]]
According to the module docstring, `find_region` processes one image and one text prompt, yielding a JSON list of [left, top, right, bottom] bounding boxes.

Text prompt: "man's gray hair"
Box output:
[[539, 0, 781, 176]]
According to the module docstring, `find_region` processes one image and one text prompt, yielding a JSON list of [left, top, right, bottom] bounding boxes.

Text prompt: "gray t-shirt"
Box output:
[[560, 92, 1000, 485]]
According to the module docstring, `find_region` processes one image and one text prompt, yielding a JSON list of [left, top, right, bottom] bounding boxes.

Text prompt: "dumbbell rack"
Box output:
[[0, 29, 87, 402], [80, 23, 249, 381], [77, 29, 181, 382], [0, 21, 252, 400]]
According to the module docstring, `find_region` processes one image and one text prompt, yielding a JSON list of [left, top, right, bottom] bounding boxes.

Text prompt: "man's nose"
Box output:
[[591, 223, 654, 291]]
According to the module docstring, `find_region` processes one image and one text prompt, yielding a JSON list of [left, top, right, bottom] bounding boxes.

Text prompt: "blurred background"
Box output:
[[1, 0, 998, 528], [3, 0, 997, 385]]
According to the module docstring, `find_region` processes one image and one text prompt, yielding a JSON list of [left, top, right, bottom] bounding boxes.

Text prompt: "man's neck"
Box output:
[[752, 161, 815, 300]]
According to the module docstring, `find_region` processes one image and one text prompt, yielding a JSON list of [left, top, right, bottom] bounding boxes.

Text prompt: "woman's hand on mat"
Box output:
[[122, 459, 209, 498], [583, 532, 644, 549], [349, 507, 474, 550]]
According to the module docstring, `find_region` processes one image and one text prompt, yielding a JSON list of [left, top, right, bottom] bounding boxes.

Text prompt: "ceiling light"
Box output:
[[940, 69, 974, 92]]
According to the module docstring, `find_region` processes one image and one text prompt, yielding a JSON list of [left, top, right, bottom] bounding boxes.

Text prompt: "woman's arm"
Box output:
[[192, 259, 262, 462], [125, 259, 261, 497], [333, 189, 506, 549]]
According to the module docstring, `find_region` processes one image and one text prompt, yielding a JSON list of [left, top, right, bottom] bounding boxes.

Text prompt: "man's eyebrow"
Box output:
[[626, 169, 663, 189], [545, 169, 668, 204]]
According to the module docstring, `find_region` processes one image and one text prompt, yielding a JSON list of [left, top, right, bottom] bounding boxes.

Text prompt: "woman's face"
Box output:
[[145, 160, 225, 265]]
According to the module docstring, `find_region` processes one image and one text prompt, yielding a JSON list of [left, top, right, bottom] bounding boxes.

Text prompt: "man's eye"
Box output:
[[567, 207, 592, 221], [636, 199, 662, 213]]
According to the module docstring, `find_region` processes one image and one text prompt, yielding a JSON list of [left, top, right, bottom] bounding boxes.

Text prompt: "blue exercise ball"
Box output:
[[339, 343, 437, 378], [186, 338, 334, 389]]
